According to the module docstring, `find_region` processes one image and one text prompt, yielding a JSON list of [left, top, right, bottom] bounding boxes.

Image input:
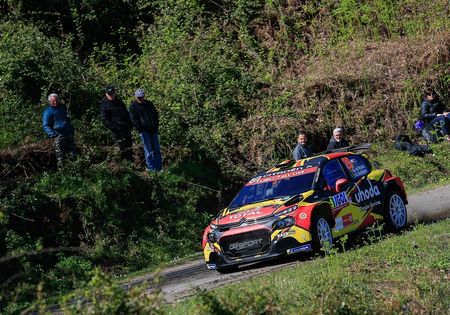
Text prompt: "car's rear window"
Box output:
[[228, 166, 317, 210]]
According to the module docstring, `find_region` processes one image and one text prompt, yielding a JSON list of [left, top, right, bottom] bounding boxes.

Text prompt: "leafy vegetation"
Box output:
[[0, 0, 449, 313]]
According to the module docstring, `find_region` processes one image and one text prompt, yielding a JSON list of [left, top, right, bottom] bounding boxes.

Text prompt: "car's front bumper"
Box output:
[[205, 237, 313, 271]]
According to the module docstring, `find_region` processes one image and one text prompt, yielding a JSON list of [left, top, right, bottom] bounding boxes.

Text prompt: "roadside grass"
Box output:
[[167, 219, 450, 314], [370, 142, 450, 193]]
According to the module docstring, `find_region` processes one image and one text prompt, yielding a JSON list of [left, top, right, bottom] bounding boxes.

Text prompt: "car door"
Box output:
[[339, 155, 385, 229], [320, 159, 358, 237]]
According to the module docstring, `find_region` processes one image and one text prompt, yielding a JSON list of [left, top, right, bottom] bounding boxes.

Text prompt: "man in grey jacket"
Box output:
[[292, 131, 313, 160]]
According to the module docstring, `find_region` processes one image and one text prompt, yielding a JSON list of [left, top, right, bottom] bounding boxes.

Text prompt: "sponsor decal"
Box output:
[[360, 200, 381, 211], [335, 214, 353, 231], [275, 229, 296, 241], [351, 165, 369, 178], [229, 238, 263, 251], [207, 264, 217, 270], [246, 166, 317, 186], [229, 208, 263, 221], [330, 192, 349, 209], [299, 213, 307, 219], [279, 230, 296, 238], [354, 183, 380, 203], [287, 244, 312, 254], [342, 157, 369, 178]]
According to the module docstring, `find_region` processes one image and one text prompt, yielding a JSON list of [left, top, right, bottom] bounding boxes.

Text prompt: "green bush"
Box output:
[[60, 268, 164, 315], [0, 21, 82, 102], [0, 157, 215, 312], [0, 21, 85, 148]]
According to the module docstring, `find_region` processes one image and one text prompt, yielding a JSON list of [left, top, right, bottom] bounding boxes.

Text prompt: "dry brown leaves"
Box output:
[[0, 141, 55, 181], [240, 32, 450, 166]]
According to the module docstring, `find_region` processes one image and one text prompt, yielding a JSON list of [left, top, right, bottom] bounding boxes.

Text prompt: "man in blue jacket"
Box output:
[[421, 90, 450, 142], [42, 93, 77, 167], [129, 88, 162, 171]]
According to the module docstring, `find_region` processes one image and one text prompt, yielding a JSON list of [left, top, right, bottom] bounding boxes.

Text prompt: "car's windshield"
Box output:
[[228, 166, 317, 210]]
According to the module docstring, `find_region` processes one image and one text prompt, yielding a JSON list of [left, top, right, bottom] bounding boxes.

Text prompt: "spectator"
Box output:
[[292, 131, 313, 160], [420, 89, 450, 142], [42, 93, 77, 167], [100, 86, 134, 162], [326, 127, 350, 151], [129, 88, 162, 171]]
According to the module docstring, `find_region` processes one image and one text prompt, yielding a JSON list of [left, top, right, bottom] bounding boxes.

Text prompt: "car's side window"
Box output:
[[321, 159, 347, 192], [340, 155, 371, 180]]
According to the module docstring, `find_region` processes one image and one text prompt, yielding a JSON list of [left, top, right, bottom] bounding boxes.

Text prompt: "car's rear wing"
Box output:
[[317, 143, 372, 155]]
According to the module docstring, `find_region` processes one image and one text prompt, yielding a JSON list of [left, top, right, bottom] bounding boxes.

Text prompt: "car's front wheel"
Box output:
[[311, 215, 333, 254], [384, 190, 408, 232]]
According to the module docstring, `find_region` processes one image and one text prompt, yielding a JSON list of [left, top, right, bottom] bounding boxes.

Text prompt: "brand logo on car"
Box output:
[[330, 192, 349, 209], [229, 208, 263, 220], [229, 238, 263, 251], [354, 184, 380, 203]]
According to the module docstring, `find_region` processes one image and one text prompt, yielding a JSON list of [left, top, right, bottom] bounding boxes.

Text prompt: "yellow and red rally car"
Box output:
[[202, 146, 408, 272]]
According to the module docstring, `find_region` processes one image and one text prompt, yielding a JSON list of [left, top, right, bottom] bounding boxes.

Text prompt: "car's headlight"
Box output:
[[273, 216, 295, 229], [276, 205, 298, 216]]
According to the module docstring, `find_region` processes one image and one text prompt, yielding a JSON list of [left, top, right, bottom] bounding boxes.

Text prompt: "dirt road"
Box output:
[[123, 184, 450, 303]]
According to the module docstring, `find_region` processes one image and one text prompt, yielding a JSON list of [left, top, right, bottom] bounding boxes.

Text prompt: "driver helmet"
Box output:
[[414, 120, 425, 131]]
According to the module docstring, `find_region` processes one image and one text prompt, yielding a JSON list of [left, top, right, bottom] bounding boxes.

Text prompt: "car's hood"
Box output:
[[217, 200, 284, 226]]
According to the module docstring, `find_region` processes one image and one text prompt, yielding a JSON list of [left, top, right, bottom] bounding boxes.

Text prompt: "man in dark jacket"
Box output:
[[421, 90, 450, 142], [326, 127, 350, 151], [129, 88, 162, 171], [100, 86, 133, 161], [292, 131, 313, 160], [42, 93, 77, 167]]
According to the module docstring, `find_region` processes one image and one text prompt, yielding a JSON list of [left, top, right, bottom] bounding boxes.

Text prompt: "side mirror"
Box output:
[[335, 178, 349, 193]]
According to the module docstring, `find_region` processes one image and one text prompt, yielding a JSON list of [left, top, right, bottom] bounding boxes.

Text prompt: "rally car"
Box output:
[[202, 145, 408, 272]]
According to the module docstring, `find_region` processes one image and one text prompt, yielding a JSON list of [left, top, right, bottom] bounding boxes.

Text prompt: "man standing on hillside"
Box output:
[[129, 88, 162, 171], [292, 131, 313, 160], [326, 127, 350, 151], [42, 93, 77, 167], [421, 89, 450, 142], [100, 86, 134, 162]]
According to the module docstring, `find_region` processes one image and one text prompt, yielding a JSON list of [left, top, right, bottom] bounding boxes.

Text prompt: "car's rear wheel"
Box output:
[[311, 215, 333, 254], [385, 190, 407, 232]]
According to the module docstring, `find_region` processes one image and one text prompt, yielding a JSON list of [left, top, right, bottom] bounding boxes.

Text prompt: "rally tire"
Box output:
[[311, 215, 333, 254], [384, 190, 408, 232]]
